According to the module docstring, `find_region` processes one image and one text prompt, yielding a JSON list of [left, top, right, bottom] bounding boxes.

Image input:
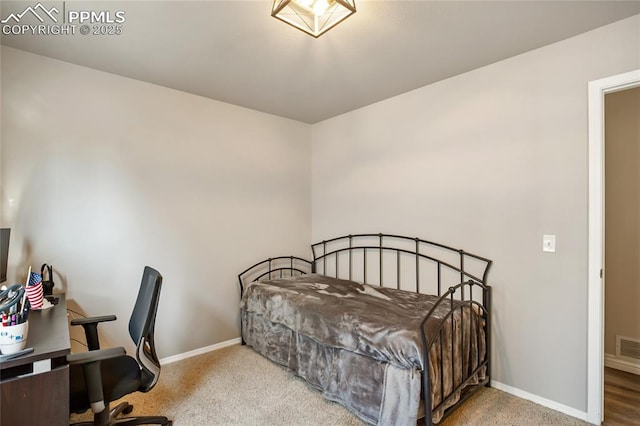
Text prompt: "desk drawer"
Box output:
[[1, 364, 69, 425]]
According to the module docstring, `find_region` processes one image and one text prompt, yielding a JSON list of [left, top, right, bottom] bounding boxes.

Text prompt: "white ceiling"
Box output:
[[2, 1, 640, 123]]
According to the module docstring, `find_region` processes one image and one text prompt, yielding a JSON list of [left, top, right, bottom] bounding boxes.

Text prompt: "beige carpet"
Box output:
[[72, 344, 590, 425]]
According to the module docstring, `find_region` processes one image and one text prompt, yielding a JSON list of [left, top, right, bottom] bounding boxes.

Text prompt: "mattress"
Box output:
[[240, 273, 485, 425]]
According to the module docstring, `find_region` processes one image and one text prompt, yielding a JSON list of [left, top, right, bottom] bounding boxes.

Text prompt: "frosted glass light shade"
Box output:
[[272, 0, 356, 38]]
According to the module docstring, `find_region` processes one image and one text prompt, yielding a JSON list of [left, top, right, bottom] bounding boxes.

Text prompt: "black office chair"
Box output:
[[67, 266, 172, 425]]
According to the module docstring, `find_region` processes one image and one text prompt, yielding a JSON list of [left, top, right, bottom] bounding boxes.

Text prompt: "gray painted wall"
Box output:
[[311, 15, 640, 414], [1, 46, 311, 358]]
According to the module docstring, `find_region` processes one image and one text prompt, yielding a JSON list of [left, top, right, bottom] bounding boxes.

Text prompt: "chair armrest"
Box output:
[[70, 315, 117, 351], [67, 347, 126, 414], [70, 315, 117, 326], [67, 346, 125, 364]]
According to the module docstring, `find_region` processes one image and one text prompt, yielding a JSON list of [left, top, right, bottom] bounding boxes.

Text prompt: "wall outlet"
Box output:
[[543, 235, 556, 253]]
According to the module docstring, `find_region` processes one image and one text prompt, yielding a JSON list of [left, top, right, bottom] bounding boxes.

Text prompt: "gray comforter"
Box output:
[[240, 273, 485, 425]]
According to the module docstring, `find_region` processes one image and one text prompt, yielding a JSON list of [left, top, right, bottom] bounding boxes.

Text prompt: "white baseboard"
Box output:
[[605, 353, 640, 375], [491, 380, 588, 422], [159, 337, 242, 365]]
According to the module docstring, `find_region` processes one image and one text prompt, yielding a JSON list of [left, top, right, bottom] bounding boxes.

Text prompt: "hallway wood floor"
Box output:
[[603, 367, 640, 425]]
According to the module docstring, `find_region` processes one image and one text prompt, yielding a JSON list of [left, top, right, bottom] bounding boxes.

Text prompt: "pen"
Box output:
[[19, 287, 27, 314], [9, 290, 16, 315]]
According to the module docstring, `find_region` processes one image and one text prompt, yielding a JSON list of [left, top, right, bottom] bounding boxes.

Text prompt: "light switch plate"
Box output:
[[543, 235, 556, 253]]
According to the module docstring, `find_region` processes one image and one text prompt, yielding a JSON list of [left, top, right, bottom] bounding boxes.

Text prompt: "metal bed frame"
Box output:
[[238, 233, 492, 425]]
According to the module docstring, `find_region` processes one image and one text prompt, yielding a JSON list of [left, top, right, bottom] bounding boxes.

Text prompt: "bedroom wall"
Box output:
[[0, 46, 311, 358], [311, 15, 640, 415], [604, 87, 640, 358]]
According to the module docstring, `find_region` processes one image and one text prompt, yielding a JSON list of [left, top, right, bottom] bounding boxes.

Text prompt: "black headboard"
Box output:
[[311, 233, 491, 297], [238, 233, 491, 299]]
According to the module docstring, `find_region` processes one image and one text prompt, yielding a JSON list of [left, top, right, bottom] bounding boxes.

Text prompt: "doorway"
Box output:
[[588, 69, 640, 425], [603, 86, 640, 424]]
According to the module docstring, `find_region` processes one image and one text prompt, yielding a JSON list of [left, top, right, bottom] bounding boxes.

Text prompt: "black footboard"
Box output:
[[238, 255, 313, 299], [420, 280, 491, 424]]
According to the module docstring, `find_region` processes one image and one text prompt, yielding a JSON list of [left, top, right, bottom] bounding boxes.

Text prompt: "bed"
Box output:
[[238, 234, 492, 425]]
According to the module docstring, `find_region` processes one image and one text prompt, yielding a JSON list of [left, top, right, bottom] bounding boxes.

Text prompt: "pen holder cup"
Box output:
[[0, 321, 29, 355]]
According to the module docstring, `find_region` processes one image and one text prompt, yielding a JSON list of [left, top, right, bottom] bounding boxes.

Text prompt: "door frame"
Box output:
[[587, 69, 640, 425]]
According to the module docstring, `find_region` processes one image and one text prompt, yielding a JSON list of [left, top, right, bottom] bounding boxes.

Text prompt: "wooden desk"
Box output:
[[1, 294, 70, 425]]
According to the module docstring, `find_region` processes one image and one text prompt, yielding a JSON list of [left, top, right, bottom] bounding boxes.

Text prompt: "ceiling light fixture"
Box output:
[[272, 0, 356, 38]]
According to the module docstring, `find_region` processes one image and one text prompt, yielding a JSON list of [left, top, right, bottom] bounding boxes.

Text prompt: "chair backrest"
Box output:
[[128, 266, 163, 392]]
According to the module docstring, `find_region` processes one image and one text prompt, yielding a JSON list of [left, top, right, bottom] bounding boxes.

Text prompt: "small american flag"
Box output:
[[29, 272, 42, 287]]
